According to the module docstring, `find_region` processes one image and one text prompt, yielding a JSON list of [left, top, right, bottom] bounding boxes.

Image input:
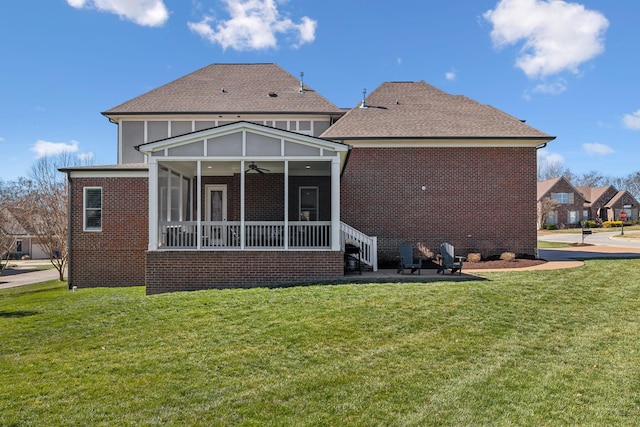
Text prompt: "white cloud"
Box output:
[[188, 0, 317, 51], [30, 140, 79, 159], [66, 0, 169, 27], [537, 148, 564, 165], [0, 137, 5, 143], [623, 110, 640, 130], [484, 0, 609, 78], [532, 79, 567, 95], [445, 69, 457, 81], [583, 142, 614, 156], [77, 152, 95, 163]]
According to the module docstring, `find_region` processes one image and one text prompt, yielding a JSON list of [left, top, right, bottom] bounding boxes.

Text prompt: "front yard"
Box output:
[[2, 260, 640, 425]]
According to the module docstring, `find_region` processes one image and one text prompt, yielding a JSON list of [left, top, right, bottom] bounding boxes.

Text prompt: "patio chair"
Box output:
[[437, 242, 465, 275], [396, 243, 423, 275]]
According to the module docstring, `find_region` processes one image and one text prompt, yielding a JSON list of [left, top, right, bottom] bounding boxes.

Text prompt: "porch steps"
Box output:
[[340, 222, 378, 271]]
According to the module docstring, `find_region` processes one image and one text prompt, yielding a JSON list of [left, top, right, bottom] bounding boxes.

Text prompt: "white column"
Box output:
[[148, 159, 159, 250], [196, 161, 202, 249], [284, 160, 289, 250], [331, 157, 341, 250], [240, 160, 246, 249]]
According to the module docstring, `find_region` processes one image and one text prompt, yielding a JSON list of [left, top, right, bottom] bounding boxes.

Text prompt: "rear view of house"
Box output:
[[62, 63, 554, 293]]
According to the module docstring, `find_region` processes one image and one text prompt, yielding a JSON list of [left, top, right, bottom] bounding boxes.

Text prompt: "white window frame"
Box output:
[[84, 187, 103, 232]]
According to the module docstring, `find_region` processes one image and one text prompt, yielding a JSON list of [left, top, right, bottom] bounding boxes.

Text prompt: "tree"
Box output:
[[10, 156, 71, 281], [0, 190, 16, 274], [537, 159, 574, 182], [538, 196, 560, 229]]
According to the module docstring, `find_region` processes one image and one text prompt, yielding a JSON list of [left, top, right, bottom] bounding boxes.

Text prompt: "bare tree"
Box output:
[[9, 156, 71, 281], [538, 196, 560, 229], [0, 184, 17, 274], [572, 170, 610, 188], [537, 159, 574, 182]]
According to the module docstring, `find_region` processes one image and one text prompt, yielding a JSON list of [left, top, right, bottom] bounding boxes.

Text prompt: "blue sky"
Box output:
[[2, 0, 639, 181]]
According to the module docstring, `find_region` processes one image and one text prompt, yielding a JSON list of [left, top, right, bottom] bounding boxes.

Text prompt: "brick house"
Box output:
[[61, 63, 554, 294], [538, 177, 639, 228]]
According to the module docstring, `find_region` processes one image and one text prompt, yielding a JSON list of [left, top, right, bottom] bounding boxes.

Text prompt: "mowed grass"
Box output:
[[2, 261, 640, 426]]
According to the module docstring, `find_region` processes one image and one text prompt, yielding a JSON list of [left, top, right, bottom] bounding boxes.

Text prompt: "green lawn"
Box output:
[[2, 261, 640, 426]]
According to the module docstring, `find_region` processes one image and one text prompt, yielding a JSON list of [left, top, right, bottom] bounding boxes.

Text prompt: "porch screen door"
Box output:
[[205, 185, 227, 245]]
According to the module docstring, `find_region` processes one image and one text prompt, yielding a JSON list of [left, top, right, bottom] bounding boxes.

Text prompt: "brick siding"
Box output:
[[69, 177, 148, 287], [340, 146, 538, 264], [146, 250, 343, 294]]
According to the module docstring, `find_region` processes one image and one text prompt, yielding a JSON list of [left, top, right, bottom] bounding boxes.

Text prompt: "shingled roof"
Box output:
[[321, 81, 554, 140], [102, 63, 342, 117]]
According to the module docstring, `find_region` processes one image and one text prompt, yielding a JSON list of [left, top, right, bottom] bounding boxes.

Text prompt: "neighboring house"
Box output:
[[61, 63, 554, 294], [0, 208, 48, 260], [537, 177, 587, 228], [538, 178, 639, 228]]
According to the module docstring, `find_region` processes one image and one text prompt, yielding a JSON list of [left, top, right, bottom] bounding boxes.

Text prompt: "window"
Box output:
[[299, 187, 318, 221], [84, 187, 102, 231], [552, 192, 574, 205], [568, 211, 579, 224], [16, 240, 22, 252]]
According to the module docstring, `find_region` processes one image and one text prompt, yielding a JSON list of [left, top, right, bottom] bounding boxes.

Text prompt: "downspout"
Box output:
[[66, 172, 73, 290]]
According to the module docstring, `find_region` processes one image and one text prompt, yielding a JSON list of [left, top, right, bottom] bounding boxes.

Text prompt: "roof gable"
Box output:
[[137, 121, 349, 159], [321, 81, 555, 141], [537, 176, 585, 202], [103, 63, 343, 117]]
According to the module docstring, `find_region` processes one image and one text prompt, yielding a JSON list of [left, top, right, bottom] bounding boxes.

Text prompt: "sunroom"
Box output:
[[138, 121, 351, 253]]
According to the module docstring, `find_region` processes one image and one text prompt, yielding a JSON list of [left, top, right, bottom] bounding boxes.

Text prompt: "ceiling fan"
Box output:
[[245, 162, 269, 174]]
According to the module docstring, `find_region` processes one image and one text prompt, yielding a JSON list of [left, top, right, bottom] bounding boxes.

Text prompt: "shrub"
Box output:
[[581, 220, 600, 229], [467, 253, 481, 263], [603, 221, 623, 228], [543, 224, 557, 230], [499, 252, 516, 262]]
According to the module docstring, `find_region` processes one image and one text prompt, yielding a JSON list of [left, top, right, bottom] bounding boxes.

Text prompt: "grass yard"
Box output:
[[2, 260, 640, 426]]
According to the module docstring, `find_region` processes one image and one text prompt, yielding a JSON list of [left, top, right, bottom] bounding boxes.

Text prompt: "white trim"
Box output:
[[83, 186, 103, 232], [138, 121, 349, 155], [148, 161, 159, 250], [343, 138, 551, 148], [67, 170, 148, 179]]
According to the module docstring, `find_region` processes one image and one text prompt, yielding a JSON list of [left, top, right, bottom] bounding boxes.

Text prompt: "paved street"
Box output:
[[0, 262, 62, 290]]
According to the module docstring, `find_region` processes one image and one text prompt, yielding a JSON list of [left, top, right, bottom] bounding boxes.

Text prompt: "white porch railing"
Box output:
[[340, 222, 378, 271], [159, 221, 332, 250]]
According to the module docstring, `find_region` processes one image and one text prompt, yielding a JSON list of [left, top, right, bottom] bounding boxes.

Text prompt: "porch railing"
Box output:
[[340, 222, 378, 271], [159, 221, 332, 250]]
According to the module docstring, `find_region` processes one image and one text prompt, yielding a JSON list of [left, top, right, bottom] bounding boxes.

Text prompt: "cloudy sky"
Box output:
[[1, 0, 638, 180]]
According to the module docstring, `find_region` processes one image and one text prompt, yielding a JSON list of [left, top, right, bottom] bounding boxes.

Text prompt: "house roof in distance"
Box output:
[[102, 63, 343, 117], [321, 81, 555, 140]]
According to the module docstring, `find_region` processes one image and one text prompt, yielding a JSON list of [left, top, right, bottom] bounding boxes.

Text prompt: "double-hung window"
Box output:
[[84, 187, 102, 231]]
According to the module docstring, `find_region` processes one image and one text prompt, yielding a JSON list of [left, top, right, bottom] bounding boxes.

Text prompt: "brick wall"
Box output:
[[200, 174, 331, 221], [539, 179, 586, 227], [146, 250, 343, 294], [340, 146, 538, 264], [69, 177, 148, 287]]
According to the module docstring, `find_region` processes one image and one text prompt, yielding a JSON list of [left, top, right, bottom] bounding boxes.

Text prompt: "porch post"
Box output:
[[331, 157, 341, 250], [240, 160, 246, 249], [284, 160, 289, 250], [148, 159, 159, 250], [196, 161, 202, 249]]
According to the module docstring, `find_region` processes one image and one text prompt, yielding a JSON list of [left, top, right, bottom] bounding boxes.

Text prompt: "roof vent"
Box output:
[[221, 87, 226, 93], [268, 92, 278, 97], [360, 88, 368, 108], [299, 71, 305, 93]]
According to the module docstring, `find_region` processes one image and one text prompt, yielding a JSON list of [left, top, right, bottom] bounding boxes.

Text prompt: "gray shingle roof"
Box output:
[[321, 81, 554, 140], [103, 63, 342, 116]]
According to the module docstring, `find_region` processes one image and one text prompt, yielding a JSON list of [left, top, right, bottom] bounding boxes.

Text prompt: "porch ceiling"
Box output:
[[164, 159, 332, 177]]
